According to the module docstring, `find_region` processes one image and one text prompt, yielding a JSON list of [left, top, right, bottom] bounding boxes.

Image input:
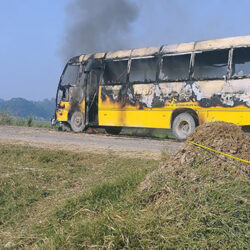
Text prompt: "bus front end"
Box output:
[[52, 57, 86, 132]]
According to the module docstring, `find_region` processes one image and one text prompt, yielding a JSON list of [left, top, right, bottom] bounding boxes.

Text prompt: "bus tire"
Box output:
[[105, 127, 122, 135], [70, 111, 85, 133], [172, 113, 196, 141]]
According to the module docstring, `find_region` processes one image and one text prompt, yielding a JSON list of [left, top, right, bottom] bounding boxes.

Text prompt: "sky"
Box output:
[[1, 0, 250, 101]]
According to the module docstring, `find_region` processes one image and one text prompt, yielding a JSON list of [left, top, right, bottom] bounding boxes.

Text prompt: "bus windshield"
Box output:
[[60, 64, 80, 86]]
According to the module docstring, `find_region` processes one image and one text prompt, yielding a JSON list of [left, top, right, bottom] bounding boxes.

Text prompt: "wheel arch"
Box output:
[[170, 108, 199, 128]]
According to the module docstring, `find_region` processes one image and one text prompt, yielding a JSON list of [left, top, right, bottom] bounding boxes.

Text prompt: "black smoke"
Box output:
[[60, 0, 138, 62]]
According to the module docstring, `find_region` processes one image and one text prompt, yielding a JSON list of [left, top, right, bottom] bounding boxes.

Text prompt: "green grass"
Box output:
[[32, 119, 53, 128], [0, 144, 249, 249], [0, 112, 26, 126], [0, 112, 54, 129], [0, 144, 158, 248]]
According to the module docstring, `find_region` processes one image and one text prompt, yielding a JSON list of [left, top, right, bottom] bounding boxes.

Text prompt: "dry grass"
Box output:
[[0, 143, 249, 249]]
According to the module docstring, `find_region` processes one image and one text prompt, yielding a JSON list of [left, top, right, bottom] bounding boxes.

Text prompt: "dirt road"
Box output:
[[0, 126, 183, 158]]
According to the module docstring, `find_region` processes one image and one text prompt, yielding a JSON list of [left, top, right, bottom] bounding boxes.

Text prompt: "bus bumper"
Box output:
[[51, 116, 57, 126]]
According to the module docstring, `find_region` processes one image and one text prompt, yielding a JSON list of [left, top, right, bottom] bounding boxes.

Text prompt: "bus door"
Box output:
[[86, 68, 102, 126]]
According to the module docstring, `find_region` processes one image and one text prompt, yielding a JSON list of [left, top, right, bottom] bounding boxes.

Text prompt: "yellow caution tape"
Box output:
[[190, 141, 250, 164]]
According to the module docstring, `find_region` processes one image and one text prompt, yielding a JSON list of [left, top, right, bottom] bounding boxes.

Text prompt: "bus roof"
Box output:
[[73, 35, 250, 63]]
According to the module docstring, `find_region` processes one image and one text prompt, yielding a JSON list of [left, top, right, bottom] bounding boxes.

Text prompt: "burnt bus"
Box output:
[[52, 35, 250, 140]]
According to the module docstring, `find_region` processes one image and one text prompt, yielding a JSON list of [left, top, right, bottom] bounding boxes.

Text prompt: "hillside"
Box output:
[[0, 98, 55, 120]]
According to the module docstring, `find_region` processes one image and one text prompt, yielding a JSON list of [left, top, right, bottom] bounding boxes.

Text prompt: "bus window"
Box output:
[[61, 64, 80, 86], [193, 49, 229, 80], [103, 60, 128, 84], [129, 57, 158, 83], [160, 54, 191, 81], [232, 47, 250, 78]]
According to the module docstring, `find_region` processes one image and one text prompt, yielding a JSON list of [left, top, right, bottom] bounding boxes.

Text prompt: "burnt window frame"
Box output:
[[102, 58, 129, 85], [229, 46, 250, 79], [128, 56, 160, 84], [159, 52, 192, 82], [59, 62, 81, 87], [192, 49, 230, 81]]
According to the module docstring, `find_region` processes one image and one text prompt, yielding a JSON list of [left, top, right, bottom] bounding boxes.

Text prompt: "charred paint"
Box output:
[[100, 79, 250, 110]]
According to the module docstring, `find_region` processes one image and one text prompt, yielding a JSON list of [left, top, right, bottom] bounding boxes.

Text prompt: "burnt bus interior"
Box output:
[[86, 61, 103, 126], [56, 42, 250, 129], [57, 63, 80, 105]]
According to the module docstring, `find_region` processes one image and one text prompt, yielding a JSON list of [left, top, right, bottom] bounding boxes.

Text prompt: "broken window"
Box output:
[[60, 64, 80, 86], [129, 57, 158, 83], [103, 60, 128, 84], [160, 54, 191, 81], [232, 47, 250, 78], [193, 49, 229, 80]]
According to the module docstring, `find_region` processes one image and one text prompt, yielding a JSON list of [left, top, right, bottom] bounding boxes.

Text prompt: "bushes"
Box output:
[[27, 116, 33, 127], [0, 112, 13, 125], [0, 112, 47, 128]]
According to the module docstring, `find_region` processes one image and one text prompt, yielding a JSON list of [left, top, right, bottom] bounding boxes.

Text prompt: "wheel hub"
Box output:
[[74, 115, 82, 127], [179, 121, 190, 135]]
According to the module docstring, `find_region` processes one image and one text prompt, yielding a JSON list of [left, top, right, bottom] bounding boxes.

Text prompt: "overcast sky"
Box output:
[[1, 0, 250, 101]]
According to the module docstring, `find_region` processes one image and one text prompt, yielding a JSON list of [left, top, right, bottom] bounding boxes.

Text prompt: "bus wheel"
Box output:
[[172, 113, 196, 141], [70, 111, 85, 132], [105, 127, 122, 135]]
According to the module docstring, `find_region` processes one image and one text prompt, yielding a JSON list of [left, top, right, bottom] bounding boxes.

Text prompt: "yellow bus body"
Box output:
[[57, 85, 249, 129], [98, 86, 249, 129], [55, 35, 250, 135], [57, 98, 249, 129]]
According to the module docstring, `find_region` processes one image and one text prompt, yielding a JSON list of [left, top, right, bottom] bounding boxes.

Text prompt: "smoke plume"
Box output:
[[60, 0, 138, 62]]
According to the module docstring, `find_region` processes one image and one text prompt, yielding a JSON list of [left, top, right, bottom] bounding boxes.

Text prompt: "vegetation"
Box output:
[[0, 112, 53, 128], [0, 98, 55, 120], [0, 144, 248, 248]]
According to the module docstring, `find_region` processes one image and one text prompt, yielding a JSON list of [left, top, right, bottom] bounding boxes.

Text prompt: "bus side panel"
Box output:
[[99, 109, 172, 128], [195, 78, 250, 125], [197, 109, 249, 125], [98, 79, 250, 128], [98, 83, 182, 129]]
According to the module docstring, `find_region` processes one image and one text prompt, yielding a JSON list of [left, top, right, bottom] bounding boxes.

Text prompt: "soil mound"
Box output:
[[140, 122, 250, 193]]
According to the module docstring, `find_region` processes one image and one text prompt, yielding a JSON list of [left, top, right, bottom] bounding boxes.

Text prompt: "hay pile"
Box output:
[[140, 122, 250, 194], [137, 122, 249, 248]]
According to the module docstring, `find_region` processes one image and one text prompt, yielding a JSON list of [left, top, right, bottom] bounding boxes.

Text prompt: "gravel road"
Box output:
[[0, 126, 183, 158]]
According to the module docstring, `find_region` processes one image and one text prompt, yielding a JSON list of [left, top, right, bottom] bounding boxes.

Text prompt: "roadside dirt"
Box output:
[[0, 126, 183, 159]]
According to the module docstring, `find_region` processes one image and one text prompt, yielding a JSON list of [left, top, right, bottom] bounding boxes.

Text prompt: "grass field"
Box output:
[[0, 112, 52, 129], [0, 144, 249, 249]]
